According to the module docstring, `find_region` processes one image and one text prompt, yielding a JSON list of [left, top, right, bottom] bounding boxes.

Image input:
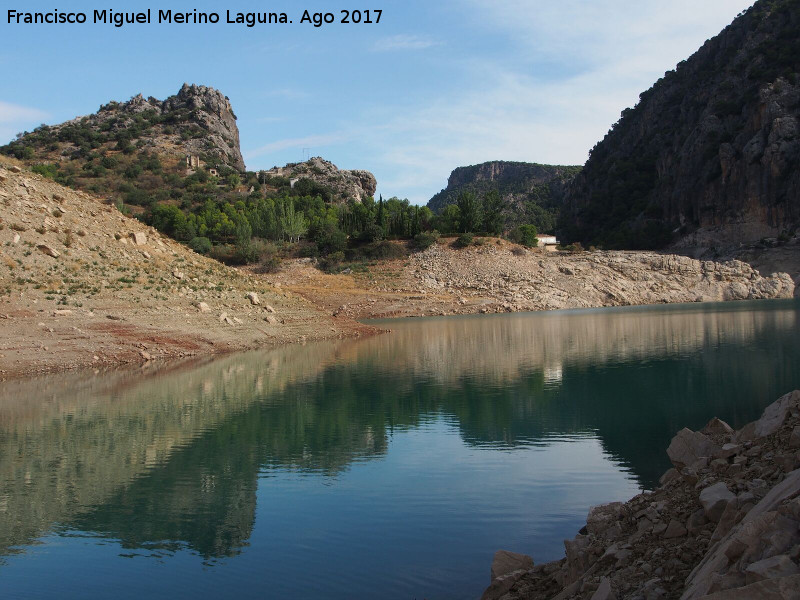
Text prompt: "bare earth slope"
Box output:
[[270, 239, 795, 321], [0, 160, 373, 379]]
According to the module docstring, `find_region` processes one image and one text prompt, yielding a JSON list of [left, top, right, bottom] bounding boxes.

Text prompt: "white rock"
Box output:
[[130, 232, 147, 246], [699, 482, 736, 522], [247, 292, 260, 305], [12, 233, 20, 244], [37, 244, 60, 258], [667, 428, 721, 468], [490, 550, 534, 580], [197, 302, 211, 313], [754, 391, 800, 438]]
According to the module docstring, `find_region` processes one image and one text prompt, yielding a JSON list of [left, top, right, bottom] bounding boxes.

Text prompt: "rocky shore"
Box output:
[[481, 391, 800, 600], [273, 239, 795, 321]]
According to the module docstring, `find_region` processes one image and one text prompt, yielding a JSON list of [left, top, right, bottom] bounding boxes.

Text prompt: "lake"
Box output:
[[1, 299, 799, 599]]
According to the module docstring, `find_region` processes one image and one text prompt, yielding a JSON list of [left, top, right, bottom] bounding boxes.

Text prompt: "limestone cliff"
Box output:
[[428, 161, 580, 232], [562, 0, 800, 249]]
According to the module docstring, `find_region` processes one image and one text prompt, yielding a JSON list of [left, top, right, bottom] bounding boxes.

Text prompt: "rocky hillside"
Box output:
[[0, 159, 373, 379], [428, 161, 581, 232], [3, 83, 244, 171], [562, 0, 800, 249], [482, 390, 800, 600], [260, 157, 377, 203]]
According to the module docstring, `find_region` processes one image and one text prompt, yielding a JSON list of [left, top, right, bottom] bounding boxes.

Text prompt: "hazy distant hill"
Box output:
[[427, 161, 581, 233]]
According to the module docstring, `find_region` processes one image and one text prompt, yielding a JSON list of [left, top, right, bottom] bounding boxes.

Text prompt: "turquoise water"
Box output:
[[0, 300, 798, 599]]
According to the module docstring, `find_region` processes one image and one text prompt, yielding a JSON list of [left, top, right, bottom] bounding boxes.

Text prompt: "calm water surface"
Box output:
[[1, 300, 799, 599]]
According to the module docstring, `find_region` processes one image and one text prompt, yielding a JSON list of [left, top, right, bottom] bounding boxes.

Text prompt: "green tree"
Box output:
[[281, 201, 308, 243], [481, 190, 504, 235], [456, 191, 481, 233]]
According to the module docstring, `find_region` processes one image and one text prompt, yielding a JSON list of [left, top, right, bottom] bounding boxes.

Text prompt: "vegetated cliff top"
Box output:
[[260, 156, 377, 204], [562, 0, 800, 250], [3, 83, 245, 172], [428, 161, 581, 233]]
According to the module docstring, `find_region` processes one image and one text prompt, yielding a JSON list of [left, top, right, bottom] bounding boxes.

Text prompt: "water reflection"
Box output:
[[0, 300, 798, 597]]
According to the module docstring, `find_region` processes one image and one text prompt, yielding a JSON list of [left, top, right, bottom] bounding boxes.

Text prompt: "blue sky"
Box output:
[[1, 0, 753, 203]]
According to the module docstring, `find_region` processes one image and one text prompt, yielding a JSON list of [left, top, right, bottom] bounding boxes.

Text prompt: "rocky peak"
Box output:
[[30, 83, 245, 172], [261, 157, 377, 203]]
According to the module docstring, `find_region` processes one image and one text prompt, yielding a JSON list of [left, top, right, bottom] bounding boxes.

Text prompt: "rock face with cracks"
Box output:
[[481, 390, 800, 600]]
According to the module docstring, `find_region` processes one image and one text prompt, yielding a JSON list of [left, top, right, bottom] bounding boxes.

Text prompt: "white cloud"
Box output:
[[0, 100, 49, 143], [372, 34, 440, 52], [366, 0, 755, 203]]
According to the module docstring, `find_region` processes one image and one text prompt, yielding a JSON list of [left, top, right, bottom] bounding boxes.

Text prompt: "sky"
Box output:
[[1, 0, 754, 204]]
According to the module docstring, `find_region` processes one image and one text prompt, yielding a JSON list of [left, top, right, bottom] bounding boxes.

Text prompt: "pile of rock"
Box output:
[[482, 390, 800, 600]]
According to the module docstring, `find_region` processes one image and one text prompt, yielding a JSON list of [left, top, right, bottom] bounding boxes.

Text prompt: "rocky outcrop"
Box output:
[[481, 390, 800, 600], [3, 83, 245, 171], [261, 157, 377, 203], [562, 0, 800, 249], [408, 245, 795, 313], [428, 161, 580, 231]]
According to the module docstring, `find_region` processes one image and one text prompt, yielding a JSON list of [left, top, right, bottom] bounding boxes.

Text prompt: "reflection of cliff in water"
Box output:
[[360, 302, 800, 482], [0, 300, 798, 561], [0, 342, 387, 559]]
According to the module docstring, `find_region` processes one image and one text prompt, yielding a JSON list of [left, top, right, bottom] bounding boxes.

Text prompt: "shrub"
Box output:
[[189, 236, 212, 255], [455, 233, 474, 248], [31, 163, 59, 179], [359, 223, 385, 243], [254, 241, 280, 273], [413, 231, 439, 250], [509, 224, 539, 247], [365, 240, 406, 259]]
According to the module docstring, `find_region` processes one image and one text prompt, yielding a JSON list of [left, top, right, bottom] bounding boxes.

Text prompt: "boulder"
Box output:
[[586, 502, 625, 536], [699, 482, 736, 522], [590, 577, 616, 600], [663, 519, 687, 539], [196, 302, 210, 313], [667, 428, 721, 468], [10, 165, 22, 173], [265, 305, 276, 313], [744, 555, 799, 585], [247, 292, 260, 305], [130, 232, 147, 246], [490, 550, 534, 580], [703, 417, 734, 436], [754, 391, 800, 438], [37, 244, 60, 258], [480, 569, 527, 600]]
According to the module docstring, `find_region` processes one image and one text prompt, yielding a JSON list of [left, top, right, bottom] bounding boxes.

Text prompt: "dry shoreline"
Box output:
[[1, 161, 795, 380]]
